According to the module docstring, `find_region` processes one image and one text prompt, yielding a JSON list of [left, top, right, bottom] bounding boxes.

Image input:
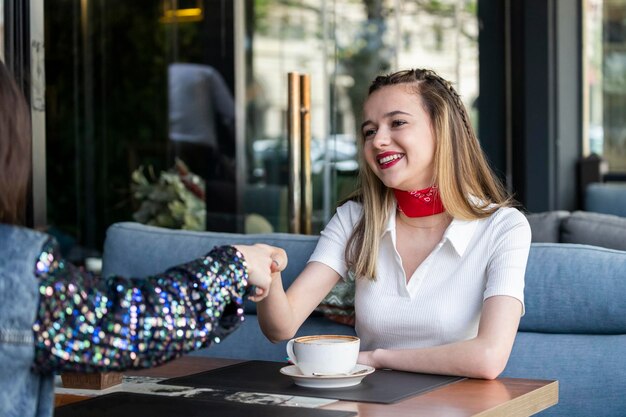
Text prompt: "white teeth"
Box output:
[[378, 154, 403, 164]]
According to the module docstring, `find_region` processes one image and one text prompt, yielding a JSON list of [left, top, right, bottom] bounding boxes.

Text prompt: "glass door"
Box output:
[[242, 1, 345, 234]]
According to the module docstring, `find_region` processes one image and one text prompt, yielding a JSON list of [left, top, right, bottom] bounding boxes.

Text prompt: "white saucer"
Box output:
[[280, 364, 375, 389]]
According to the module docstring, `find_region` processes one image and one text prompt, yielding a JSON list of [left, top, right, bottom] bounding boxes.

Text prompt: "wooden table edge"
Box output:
[[473, 380, 559, 417]]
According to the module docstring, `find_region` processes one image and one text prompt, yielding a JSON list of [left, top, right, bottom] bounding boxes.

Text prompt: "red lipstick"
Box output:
[[376, 152, 405, 169]]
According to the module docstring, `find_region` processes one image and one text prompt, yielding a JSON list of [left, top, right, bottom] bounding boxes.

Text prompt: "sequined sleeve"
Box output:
[[32, 238, 249, 373]]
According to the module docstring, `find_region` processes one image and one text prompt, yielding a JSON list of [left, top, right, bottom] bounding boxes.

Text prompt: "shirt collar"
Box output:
[[443, 218, 479, 257], [384, 204, 479, 257]]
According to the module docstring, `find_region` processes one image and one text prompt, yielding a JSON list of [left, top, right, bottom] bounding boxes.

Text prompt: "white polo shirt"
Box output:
[[308, 200, 531, 351]]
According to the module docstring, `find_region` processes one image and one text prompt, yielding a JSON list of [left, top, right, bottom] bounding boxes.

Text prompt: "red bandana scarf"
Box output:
[[393, 186, 445, 218]]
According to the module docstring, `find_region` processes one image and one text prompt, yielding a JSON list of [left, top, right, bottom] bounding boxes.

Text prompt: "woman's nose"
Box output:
[[372, 129, 391, 148]]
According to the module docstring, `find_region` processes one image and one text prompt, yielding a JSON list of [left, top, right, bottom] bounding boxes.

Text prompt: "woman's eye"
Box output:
[[363, 128, 376, 138], [391, 120, 407, 127]]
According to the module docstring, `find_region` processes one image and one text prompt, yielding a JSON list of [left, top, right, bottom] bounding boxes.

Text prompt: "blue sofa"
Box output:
[[102, 220, 626, 417]]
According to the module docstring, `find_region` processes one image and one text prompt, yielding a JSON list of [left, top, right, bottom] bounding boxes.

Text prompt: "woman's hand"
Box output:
[[358, 350, 380, 368], [234, 244, 287, 302]]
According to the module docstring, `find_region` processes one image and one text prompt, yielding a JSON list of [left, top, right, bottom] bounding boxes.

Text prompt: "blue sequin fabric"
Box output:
[[32, 239, 249, 373]]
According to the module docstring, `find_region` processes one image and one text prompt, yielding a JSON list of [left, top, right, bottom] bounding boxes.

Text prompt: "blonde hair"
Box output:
[[345, 69, 513, 280]]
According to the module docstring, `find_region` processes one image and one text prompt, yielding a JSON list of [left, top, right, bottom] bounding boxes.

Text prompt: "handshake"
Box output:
[[234, 244, 287, 302]]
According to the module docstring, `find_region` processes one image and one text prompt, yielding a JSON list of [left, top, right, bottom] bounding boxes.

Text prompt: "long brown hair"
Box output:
[[0, 60, 31, 225], [345, 69, 513, 280]]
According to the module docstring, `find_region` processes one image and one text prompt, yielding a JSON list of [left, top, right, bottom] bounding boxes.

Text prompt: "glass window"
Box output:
[[585, 0, 626, 172]]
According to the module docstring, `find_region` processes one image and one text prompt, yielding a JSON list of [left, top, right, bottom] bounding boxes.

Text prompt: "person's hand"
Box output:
[[358, 350, 379, 368], [234, 244, 287, 302]]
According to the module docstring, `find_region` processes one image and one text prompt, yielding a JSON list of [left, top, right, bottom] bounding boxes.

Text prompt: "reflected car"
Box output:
[[252, 134, 359, 182]]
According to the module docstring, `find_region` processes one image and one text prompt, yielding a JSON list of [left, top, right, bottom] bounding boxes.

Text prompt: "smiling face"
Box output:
[[361, 84, 436, 192]]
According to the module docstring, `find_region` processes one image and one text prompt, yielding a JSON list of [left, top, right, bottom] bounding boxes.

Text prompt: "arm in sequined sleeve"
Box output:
[[32, 237, 249, 373]]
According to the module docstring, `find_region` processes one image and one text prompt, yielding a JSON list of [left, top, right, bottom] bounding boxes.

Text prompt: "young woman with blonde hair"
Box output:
[[257, 68, 531, 379]]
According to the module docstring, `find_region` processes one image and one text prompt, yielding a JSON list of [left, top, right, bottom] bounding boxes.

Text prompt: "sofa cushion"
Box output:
[[102, 222, 319, 314], [503, 332, 626, 417], [525, 210, 570, 243], [315, 274, 356, 326], [561, 211, 626, 251], [520, 243, 626, 334]]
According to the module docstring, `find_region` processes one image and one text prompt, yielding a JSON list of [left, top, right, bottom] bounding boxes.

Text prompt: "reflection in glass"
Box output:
[[586, 0, 626, 171], [167, 62, 237, 231]]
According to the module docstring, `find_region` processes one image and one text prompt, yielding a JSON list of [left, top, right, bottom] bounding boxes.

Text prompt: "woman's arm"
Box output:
[[256, 202, 356, 342], [32, 238, 283, 373], [256, 261, 342, 342], [358, 295, 522, 379]]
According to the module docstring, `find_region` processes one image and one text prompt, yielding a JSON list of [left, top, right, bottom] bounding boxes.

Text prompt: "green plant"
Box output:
[[131, 159, 206, 230]]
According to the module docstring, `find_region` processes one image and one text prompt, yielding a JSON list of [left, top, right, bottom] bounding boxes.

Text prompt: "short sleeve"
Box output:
[[308, 201, 362, 280], [483, 208, 532, 316]]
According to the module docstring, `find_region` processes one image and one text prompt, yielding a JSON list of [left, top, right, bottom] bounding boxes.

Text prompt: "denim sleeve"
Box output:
[[32, 238, 249, 373]]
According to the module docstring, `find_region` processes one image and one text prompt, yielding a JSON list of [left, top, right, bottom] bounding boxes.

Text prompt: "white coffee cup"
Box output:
[[286, 335, 360, 376]]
